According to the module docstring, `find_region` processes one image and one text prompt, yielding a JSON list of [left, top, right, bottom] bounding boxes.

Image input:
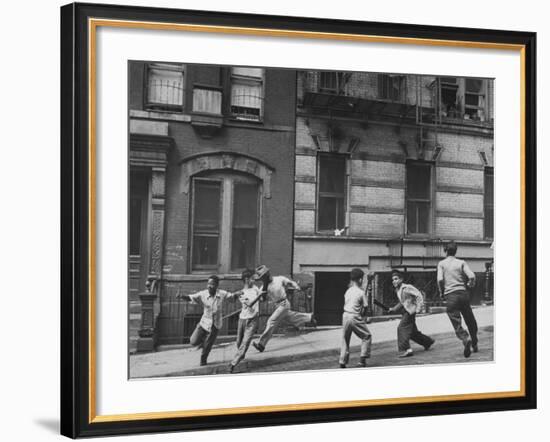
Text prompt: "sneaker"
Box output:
[[472, 343, 479, 353], [339, 363, 346, 369], [252, 341, 265, 353], [356, 357, 367, 367], [463, 340, 472, 358], [229, 364, 235, 374], [424, 339, 435, 351], [310, 316, 318, 328], [398, 349, 414, 358]]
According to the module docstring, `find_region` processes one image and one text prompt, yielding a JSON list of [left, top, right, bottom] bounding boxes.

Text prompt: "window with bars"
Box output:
[[230, 67, 264, 121], [378, 74, 406, 101], [145, 63, 185, 111], [484, 167, 494, 239], [191, 174, 260, 272], [319, 71, 346, 94], [317, 154, 347, 232], [406, 162, 432, 235]]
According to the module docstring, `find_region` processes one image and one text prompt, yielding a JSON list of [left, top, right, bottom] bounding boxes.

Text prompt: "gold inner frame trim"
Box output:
[[88, 17, 527, 424]]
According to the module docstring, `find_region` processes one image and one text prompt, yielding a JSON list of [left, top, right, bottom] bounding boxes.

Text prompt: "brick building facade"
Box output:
[[292, 71, 494, 325], [129, 62, 296, 351]]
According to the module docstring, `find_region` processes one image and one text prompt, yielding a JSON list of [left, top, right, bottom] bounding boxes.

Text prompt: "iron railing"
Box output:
[[146, 80, 184, 109], [230, 91, 264, 121], [154, 278, 312, 346]]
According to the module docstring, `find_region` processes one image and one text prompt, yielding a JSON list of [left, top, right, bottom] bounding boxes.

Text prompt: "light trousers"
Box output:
[[339, 312, 372, 365], [231, 316, 258, 366], [258, 299, 312, 348]]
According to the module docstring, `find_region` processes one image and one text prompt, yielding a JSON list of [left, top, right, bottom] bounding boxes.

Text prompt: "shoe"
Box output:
[[310, 316, 318, 328], [339, 363, 346, 368], [252, 341, 265, 353], [472, 343, 479, 353], [463, 340, 472, 358], [356, 357, 367, 367], [398, 349, 414, 358], [229, 364, 235, 374], [424, 339, 435, 351]]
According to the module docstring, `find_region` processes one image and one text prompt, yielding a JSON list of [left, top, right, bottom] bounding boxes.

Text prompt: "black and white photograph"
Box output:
[[128, 63, 495, 378]]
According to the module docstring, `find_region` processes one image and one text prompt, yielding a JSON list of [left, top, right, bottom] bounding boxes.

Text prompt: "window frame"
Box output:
[[229, 67, 265, 122], [189, 172, 262, 274], [318, 71, 346, 95], [464, 78, 488, 121], [436, 76, 489, 122], [378, 74, 406, 101], [190, 177, 223, 272], [144, 62, 185, 113], [405, 160, 434, 236], [316, 153, 349, 234]]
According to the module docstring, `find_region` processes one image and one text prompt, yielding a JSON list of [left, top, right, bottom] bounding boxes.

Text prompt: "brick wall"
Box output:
[[294, 210, 315, 235], [352, 160, 405, 184], [350, 213, 404, 236], [294, 182, 316, 205], [293, 111, 493, 241], [436, 192, 484, 214], [437, 132, 493, 165], [351, 186, 404, 209], [436, 217, 483, 239], [437, 167, 484, 189]]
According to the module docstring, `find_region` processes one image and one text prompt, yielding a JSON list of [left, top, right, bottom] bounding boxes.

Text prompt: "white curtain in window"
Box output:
[[147, 67, 183, 106], [231, 83, 262, 109]]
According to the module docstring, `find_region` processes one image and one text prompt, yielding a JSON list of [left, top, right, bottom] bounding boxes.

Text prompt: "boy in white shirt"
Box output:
[[229, 269, 262, 373], [176, 275, 238, 366], [252, 265, 315, 353], [339, 268, 372, 368], [388, 270, 434, 358]]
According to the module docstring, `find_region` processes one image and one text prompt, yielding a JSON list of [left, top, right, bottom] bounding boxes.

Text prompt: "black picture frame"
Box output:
[[61, 2, 537, 438]]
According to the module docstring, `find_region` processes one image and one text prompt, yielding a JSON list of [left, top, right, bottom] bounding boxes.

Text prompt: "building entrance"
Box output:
[[314, 272, 350, 326]]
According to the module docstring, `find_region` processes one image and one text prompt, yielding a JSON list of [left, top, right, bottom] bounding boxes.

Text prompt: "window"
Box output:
[[231, 183, 259, 269], [145, 63, 185, 111], [439, 76, 460, 117], [484, 167, 494, 239], [406, 162, 432, 235], [437, 77, 487, 121], [317, 154, 347, 232], [319, 71, 346, 94], [464, 78, 486, 121], [191, 173, 260, 272], [230, 67, 264, 121], [378, 74, 406, 101], [191, 180, 221, 269]]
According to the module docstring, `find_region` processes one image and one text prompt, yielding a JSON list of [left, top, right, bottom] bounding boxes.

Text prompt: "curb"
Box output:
[[161, 346, 348, 377]]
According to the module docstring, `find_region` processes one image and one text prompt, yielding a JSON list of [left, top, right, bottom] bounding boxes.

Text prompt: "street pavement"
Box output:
[[130, 306, 493, 378]]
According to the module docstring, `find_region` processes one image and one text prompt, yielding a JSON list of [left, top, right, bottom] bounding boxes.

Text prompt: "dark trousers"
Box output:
[[190, 324, 219, 363], [445, 290, 478, 346], [397, 310, 434, 351]]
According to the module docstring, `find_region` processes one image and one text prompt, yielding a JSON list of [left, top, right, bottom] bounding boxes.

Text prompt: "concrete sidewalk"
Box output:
[[130, 306, 493, 378]]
